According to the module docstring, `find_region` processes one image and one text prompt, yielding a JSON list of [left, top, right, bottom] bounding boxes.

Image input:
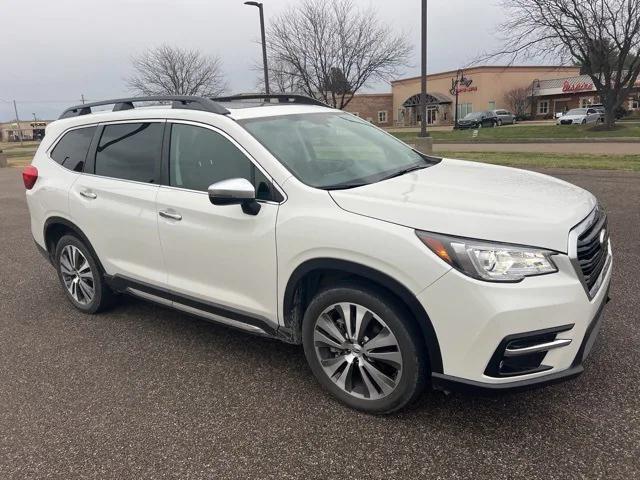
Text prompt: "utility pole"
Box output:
[[245, 2, 270, 95], [419, 0, 430, 138], [13, 100, 23, 147], [81, 94, 86, 104]]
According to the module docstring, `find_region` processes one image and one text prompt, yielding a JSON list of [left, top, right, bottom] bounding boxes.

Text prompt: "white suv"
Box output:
[[24, 95, 612, 414]]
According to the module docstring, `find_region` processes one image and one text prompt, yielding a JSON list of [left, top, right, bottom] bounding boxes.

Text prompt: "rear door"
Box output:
[[155, 121, 282, 328], [69, 120, 166, 287]]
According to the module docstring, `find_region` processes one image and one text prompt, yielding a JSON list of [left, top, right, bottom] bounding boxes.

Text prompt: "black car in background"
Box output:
[[457, 111, 498, 129]]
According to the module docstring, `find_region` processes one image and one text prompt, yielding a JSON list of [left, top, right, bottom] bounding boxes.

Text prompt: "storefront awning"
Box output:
[[403, 92, 452, 107]]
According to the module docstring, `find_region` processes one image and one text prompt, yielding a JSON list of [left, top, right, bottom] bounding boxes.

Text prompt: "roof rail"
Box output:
[[212, 94, 330, 108], [58, 95, 230, 119]]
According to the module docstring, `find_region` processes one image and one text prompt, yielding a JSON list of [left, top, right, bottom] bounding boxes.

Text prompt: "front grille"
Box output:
[[561, 119, 573, 125], [576, 207, 609, 292]]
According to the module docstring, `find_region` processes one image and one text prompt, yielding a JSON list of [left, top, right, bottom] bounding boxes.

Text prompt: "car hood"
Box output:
[[329, 159, 596, 252]]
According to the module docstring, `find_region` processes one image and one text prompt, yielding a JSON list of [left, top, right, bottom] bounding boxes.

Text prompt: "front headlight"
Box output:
[[416, 231, 558, 282]]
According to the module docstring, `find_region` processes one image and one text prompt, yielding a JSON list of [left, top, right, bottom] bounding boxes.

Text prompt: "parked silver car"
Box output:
[[491, 109, 516, 126]]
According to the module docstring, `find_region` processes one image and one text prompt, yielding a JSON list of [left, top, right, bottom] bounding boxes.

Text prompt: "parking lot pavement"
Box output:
[[1, 167, 639, 480]]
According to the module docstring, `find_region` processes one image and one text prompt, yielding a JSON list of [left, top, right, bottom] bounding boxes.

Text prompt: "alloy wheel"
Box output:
[[312, 302, 403, 400], [59, 245, 95, 305]]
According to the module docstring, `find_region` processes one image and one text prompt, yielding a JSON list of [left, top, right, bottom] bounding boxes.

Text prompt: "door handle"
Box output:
[[159, 210, 182, 221], [79, 190, 97, 199]]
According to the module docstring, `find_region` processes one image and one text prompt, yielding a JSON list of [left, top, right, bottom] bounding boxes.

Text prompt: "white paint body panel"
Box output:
[[330, 159, 596, 252], [69, 175, 165, 286]]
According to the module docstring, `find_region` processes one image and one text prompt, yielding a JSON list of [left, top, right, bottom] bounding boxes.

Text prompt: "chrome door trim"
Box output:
[[126, 288, 269, 335], [171, 302, 268, 335]]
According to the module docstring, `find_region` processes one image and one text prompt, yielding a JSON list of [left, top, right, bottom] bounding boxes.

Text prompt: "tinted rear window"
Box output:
[[50, 126, 96, 172], [95, 123, 163, 183]]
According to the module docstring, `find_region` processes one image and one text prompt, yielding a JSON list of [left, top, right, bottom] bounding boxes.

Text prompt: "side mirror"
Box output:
[[208, 178, 261, 215]]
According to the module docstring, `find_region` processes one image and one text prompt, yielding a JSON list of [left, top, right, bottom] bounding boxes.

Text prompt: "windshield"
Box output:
[[567, 108, 587, 115], [240, 112, 439, 189], [463, 112, 484, 120]]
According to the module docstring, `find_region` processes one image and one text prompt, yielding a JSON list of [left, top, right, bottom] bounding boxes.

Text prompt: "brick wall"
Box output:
[[342, 94, 394, 126]]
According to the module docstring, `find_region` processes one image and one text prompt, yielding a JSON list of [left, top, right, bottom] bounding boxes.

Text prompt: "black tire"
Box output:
[[54, 235, 116, 314], [302, 283, 428, 414], [497, 119, 503, 127], [582, 119, 587, 125]]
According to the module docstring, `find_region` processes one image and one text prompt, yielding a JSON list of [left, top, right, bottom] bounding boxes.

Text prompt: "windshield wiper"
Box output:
[[378, 164, 427, 182]]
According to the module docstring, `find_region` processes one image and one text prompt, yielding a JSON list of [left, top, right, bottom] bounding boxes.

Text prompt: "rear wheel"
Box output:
[[54, 235, 115, 314], [302, 284, 427, 414]]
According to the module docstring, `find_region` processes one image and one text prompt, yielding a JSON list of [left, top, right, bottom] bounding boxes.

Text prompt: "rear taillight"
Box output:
[[22, 166, 38, 190]]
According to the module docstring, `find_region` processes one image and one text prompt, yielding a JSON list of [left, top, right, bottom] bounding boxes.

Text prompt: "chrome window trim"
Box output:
[[165, 119, 288, 205], [567, 205, 611, 299]]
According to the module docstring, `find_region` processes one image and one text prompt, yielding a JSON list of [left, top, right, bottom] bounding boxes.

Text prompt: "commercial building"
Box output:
[[0, 120, 50, 142], [532, 74, 640, 117], [344, 65, 581, 126], [343, 93, 394, 127]]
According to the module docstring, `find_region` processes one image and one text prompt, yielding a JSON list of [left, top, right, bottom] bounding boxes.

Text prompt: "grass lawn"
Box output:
[[440, 151, 640, 171], [391, 123, 640, 143], [0, 141, 39, 166]]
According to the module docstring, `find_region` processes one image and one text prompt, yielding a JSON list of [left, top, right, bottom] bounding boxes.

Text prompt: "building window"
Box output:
[[631, 99, 639, 110], [580, 97, 594, 108], [538, 100, 549, 115], [488, 101, 496, 110], [377, 111, 388, 123], [457, 103, 473, 119]]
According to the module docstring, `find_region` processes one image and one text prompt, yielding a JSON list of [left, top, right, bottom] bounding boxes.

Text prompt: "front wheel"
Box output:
[[302, 284, 428, 414], [497, 119, 503, 127]]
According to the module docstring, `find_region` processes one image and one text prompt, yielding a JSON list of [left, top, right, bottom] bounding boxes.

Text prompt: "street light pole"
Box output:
[[245, 1, 270, 95], [419, 0, 429, 137]]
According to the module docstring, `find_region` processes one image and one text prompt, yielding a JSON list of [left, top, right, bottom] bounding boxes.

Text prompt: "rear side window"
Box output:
[[50, 126, 96, 172], [169, 123, 274, 200], [95, 123, 163, 183]]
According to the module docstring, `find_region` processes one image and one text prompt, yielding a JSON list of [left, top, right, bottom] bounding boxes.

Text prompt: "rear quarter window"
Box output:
[[50, 126, 96, 172]]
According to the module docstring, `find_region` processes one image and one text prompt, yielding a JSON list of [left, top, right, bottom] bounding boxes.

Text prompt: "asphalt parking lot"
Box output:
[[1, 167, 639, 479]]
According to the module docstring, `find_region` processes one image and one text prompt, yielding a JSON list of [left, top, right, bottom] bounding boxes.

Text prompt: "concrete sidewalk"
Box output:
[[434, 142, 640, 155]]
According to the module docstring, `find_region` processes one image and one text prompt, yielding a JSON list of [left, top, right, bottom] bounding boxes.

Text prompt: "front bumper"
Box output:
[[418, 251, 612, 392], [431, 287, 609, 393]]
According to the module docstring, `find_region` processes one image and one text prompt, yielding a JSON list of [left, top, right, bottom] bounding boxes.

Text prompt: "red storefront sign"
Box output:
[[562, 80, 594, 93], [456, 86, 478, 94]]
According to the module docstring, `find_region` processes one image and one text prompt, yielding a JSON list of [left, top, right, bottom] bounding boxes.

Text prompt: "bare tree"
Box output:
[[127, 45, 227, 97], [483, 0, 640, 127], [505, 86, 532, 118], [266, 0, 411, 108]]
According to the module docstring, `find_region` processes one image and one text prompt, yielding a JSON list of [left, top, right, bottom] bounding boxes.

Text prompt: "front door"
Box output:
[[156, 121, 281, 329], [70, 121, 166, 287]]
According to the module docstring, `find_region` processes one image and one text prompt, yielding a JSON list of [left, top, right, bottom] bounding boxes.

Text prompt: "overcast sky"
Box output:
[[1, 0, 532, 121]]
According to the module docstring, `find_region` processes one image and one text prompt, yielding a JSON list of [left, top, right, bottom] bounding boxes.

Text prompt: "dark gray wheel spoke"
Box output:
[[320, 355, 349, 377], [361, 358, 397, 395], [313, 302, 402, 401], [364, 328, 396, 351], [60, 245, 95, 305], [366, 350, 402, 367]]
